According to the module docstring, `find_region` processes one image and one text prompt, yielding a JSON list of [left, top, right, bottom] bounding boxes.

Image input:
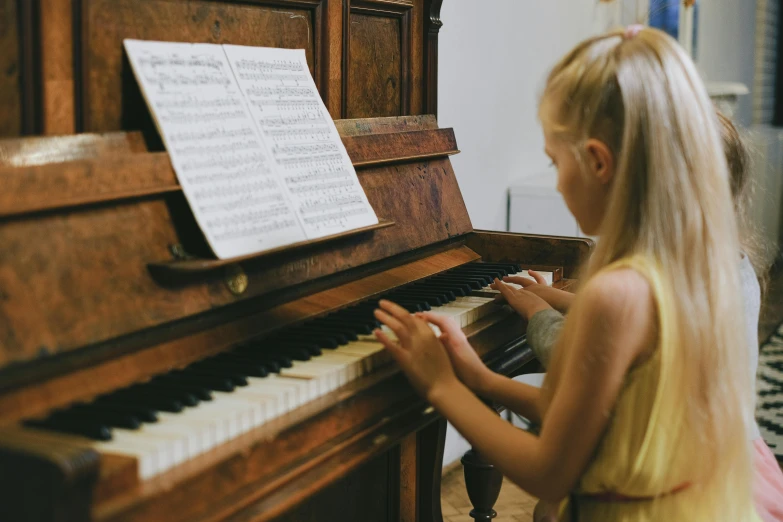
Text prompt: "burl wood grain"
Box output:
[[347, 13, 403, 118], [0, 0, 21, 136], [81, 0, 318, 131]]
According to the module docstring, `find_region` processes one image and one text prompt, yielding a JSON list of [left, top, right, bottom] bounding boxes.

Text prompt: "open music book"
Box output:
[[123, 40, 378, 259]]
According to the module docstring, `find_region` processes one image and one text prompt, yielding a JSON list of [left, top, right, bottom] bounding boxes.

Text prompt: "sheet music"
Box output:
[[123, 40, 305, 259], [223, 45, 379, 238]]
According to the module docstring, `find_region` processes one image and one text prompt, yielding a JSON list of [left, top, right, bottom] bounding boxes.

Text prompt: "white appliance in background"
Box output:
[[506, 171, 588, 238]]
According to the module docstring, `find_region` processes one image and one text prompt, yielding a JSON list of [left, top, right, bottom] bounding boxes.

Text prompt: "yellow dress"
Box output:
[[556, 255, 760, 522]]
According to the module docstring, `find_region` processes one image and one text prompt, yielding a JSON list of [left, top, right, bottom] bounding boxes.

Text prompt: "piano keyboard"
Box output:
[[24, 263, 553, 479]]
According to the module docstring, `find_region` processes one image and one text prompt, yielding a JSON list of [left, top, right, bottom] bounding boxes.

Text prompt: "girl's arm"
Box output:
[[374, 269, 655, 501], [417, 311, 544, 424]]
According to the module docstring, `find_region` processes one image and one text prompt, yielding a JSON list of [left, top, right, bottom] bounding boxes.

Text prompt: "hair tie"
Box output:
[[624, 24, 644, 39]]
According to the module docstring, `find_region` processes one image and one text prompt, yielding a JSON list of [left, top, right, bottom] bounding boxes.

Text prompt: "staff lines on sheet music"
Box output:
[[188, 166, 274, 185], [284, 169, 352, 185], [169, 127, 256, 142], [272, 141, 340, 156], [278, 153, 343, 167], [144, 72, 232, 88], [234, 58, 305, 72], [173, 139, 262, 157], [207, 207, 295, 229], [252, 99, 322, 111], [258, 112, 326, 127], [199, 194, 287, 214], [288, 180, 355, 194], [180, 152, 269, 172], [160, 109, 248, 124], [138, 54, 224, 72], [264, 127, 331, 141], [155, 96, 244, 110], [192, 179, 281, 201], [238, 72, 308, 82], [246, 86, 316, 98], [213, 217, 300, 241], [301, 207, 371, 225], [299, 195, 364, 213]]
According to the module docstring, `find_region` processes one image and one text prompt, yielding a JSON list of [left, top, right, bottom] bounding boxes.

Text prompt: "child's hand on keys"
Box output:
[[416, 312, 492, 394], [491, 278, 552, 320], [503, 270, 575, 313], [373, 300, 459, 401]]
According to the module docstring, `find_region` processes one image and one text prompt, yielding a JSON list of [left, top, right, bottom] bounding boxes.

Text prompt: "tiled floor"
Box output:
[[441, 463, 538, 522], [440, 264, 783, 521]]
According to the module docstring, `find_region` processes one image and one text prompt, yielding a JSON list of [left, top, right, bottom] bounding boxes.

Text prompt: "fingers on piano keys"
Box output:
[[23, 261, 523, 480]]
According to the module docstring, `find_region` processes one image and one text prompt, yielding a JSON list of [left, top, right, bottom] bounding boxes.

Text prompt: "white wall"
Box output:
[[437, 1, 619, 232], [694, 0, 758, 125]]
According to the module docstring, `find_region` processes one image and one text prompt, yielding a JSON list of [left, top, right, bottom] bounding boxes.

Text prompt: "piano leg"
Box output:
[[417, 418, 447, 522], [461, 448, 503, 522]]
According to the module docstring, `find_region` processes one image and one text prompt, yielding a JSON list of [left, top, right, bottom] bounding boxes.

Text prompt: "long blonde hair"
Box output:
[[541, 28, 753, 518]]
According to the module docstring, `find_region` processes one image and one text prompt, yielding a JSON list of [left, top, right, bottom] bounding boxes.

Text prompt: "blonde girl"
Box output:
[[373, 26, 759, 521]]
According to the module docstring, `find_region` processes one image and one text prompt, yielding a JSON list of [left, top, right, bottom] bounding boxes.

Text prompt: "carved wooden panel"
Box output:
[[344, 0, 422, 119], [0, 0, 22, 136], [79, 0, 328, 132]]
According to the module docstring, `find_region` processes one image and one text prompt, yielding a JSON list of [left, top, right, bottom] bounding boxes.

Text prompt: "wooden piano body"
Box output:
[[0, 1, 592, 521]]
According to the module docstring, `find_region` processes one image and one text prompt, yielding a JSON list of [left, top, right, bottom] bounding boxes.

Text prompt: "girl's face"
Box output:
[[543, 128, 614, 236]]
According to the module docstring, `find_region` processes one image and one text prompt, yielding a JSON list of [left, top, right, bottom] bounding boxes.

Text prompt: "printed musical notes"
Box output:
[[124, 40, 305, 259], [223, 45, 378, 238], [124, 40, 378, 260]]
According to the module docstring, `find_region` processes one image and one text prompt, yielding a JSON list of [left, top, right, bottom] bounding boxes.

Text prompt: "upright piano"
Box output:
[[0, 1, 592, 521]]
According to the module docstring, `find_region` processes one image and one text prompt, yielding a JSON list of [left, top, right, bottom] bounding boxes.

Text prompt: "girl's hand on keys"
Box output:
[[373, 300, 458, 401], [491, 278, 553, 320], [416, 312, 493, 395], [503, 270, 575, 313]]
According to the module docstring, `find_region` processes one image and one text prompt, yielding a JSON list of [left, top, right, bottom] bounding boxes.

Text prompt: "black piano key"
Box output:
[[146, 377, 215, 401], [222, 351, 285, 372], [316, 319, 374, 334], [477, 262, 522, 272], [413, 282, 469, 296], [157, 372, 236, 392], [432, 274, 493, 285], [269, 346, 312, 361], [25, 417, 113, 441], [273, 334, 339, 349], [180, 367, 248, 387], [450, 267, 508, 279], [427, 277, 483, 290], [302, 327, 358, 342], [80, 402, 159, 423], [224, 356, 281, 374], [58, 407, 141, 430], [386, 291, 445, 306], [191, 358, 269, 378], [97, 393, 185, 413], [232, 348, 293, 369], [113, 384, 200, 407]]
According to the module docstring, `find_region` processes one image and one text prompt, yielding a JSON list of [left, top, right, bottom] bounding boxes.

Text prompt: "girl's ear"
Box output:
[[584, 139, 615, 184]]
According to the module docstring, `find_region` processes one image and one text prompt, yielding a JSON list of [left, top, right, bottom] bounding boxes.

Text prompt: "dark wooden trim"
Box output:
[[342, 0, 415, 118], [18, 0, 41, 134], [417, 418, 446, 522], [423, 0, 443, 116], [76, 0, 329, 131]]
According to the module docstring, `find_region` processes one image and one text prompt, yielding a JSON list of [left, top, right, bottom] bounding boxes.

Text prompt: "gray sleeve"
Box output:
[[527, 309, 565, 369]]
